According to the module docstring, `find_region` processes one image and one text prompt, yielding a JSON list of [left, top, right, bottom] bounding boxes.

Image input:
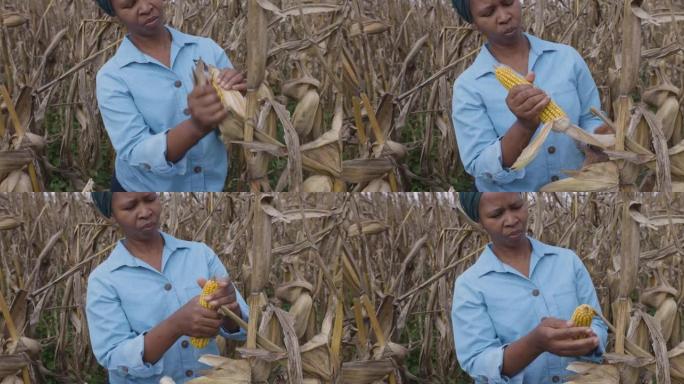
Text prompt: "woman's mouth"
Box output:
[[143, 16, 159, 27], [139, 221, 157, 231], [507, 229, 525, 238], [502, 27, 518, 37]]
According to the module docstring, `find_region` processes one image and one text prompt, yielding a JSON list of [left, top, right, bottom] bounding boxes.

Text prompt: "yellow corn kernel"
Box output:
[[494, 65, 567, 123], [189, 280, 219, 349], [570, 304, 596, 339]]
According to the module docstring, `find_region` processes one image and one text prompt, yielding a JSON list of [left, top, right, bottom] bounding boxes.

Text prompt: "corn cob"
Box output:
[[570, 304, 596, 339], [494, 65, 566, 123], [189, 280, 219, 349]]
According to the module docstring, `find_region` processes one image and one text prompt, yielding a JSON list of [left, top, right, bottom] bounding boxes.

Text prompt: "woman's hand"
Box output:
[[530, 317, 599, 357], [583, 123, 615, 166], [505, 72, 550, 131], [216, 69, 247, 94], [187, 84, 228, 135], [198, 277, 242, 333], [172, 294, 223, 338]]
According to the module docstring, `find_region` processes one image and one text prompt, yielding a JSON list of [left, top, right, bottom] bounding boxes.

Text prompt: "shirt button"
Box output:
[[532, 289, 540, 296], [548, 146, 556, 154], [552, 375, 560, 382], [186, 370, 194, 377], [174, 80, 182, 88], [181, 340, 189, 348], [164, 283, 172, 291], [183, 108, 190, 116], [551, 175, 560, 182], [194, 166, 202, 174], [119, 366, 129, 374], [143, 163, 151, 171]]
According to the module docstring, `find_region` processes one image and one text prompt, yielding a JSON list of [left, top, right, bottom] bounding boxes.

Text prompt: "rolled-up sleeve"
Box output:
[[96, 70, 188, 176], [452, 275, 523, 383], [572, 49, 604, 133], [205, 245, 249, 341], [573, 253, 608, 362], [210, 40, 233, 70], [452, 79, 526, 186], [86, 273, 164, 379]]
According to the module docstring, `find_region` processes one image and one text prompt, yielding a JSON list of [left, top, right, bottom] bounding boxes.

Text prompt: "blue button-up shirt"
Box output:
[[96, 26, 230, 192], [452, 34, 605, 191], [86, 232, 249, 383], [451, 237, 607, 383]]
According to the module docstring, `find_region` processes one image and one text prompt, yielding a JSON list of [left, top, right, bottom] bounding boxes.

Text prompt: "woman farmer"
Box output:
[[451, 192, 607, 383], [93, 0, 246, 191], [451, 0, 612, 191], [86, 192, 249, 383]]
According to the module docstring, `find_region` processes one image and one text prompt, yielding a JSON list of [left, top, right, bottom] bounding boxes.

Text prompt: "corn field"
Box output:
[[0, 0, 680, 192], [0, 192, 682, 383]]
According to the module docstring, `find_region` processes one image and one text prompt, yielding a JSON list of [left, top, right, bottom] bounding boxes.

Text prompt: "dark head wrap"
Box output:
[[91, 192, 113, 218], [94, 0, 115, 16], [451, 0, 473, 23], [459, 192, 482, 222]]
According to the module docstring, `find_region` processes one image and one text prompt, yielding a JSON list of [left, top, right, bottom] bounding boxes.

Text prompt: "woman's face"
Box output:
[[111, 192, 162, 239], [479, 193, 528, 246], [469, 0, 523, 45], [110, 0, 166, 36]]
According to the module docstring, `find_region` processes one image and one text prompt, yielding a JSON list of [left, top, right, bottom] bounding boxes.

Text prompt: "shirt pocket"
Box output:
[[552, 284, 579, 320]]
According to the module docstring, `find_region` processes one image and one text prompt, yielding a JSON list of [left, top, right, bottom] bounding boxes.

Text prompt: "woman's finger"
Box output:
[[229, 83, 248, 92], [529, 96, 551, 116], [225, 72, 245, 89], [518, 93, 547, 113]]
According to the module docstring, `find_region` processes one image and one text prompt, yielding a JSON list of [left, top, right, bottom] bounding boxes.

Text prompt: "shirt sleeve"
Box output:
[[451, 275, 524, 383], [86, 272, 164, 379], [209, 39, 233, 70], [452, 79, 527, 186], [572, 252, 608, 362], [572, 49, 604, 133], [205, 244, 250, 341], [96, 70, 188, 176]]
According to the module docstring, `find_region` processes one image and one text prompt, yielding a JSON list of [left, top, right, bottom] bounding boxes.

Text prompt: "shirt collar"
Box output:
[[473, 236, 557, 278], [470, 32, 559, 79], [107, 231, 188, 272], [114, 25, 199, 68]]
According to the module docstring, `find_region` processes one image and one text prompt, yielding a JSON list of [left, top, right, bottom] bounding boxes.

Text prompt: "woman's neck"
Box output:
[[487, 33, 531, 74], [491, 238, 532, 277], [123, 232, 164, 271], [129, 27, 172, 67]]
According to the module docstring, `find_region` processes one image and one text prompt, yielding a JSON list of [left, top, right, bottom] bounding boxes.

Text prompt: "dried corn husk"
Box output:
[[0, 377, 24, 384], [290, 293, 313, 339], [292, 90, 320, 138], [656, 96, 680, 142], [362, 178, 392, 192], [347, 220, 388, 236], [540, 162, 619, 192], [0, 170, 32, 192], [341, 158, 394, 184], [2, 12, 27, 28], [349, 19, 391, 37], [302, 175, 334, 192], [372, 140, 408, 160], [511, 121, 554, 170], [341, 359, 395, 383], [187, 355, 251, 383]]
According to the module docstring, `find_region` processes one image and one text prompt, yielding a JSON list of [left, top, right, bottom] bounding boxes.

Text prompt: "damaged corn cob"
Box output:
[[189, 279, 219, 349], [494, 65, 566, 123], [570, 304, 596, 339]]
